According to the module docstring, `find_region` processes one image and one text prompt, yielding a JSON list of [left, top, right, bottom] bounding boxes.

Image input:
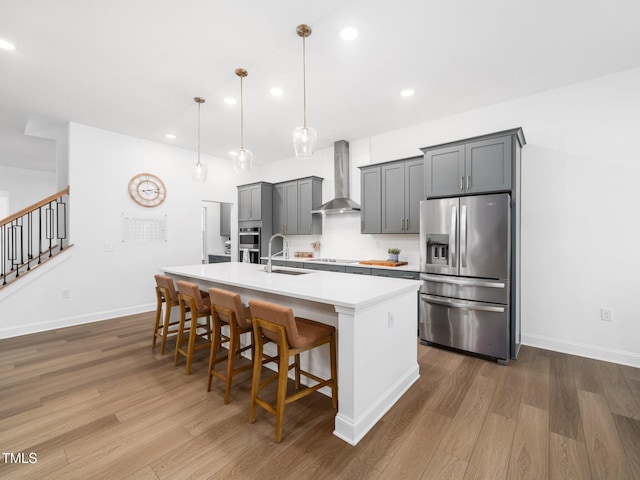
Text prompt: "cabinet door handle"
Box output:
[[460, 176, 464, 190], [466, 175, 470, 190], [405, 218, 409, 231]]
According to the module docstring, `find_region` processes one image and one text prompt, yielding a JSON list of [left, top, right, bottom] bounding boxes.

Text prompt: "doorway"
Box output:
[[201, 200, 232, 264]]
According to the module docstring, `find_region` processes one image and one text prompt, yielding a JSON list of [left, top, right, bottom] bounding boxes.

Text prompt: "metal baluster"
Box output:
[[27, 211, 32, 270], [1, 225, 6, 285], [46, 202, 53, 256], [38, 206, 43, 264], [57, 197, 67, 250]]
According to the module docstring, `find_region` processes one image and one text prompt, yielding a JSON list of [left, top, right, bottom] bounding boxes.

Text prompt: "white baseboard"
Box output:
[[0, 303, 155, 339], [522, 333, 640, 368], [333, 364, 420, 446]]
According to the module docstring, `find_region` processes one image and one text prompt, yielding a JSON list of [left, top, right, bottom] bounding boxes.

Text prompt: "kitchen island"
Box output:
[[162, 261, 421, 445]]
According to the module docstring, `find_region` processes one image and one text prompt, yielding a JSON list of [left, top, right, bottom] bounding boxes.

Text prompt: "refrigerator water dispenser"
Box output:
[[426, 234, 449, 266]]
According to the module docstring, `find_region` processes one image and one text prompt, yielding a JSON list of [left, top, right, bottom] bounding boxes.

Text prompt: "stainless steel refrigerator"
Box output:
[[419, 193, 518, 363]]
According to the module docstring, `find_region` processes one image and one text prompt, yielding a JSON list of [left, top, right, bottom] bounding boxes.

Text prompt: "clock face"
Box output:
[[128, 173, 166, 207]]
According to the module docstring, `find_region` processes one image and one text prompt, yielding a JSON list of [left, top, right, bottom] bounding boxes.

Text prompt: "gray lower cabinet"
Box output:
[[209, 255, 231, 263], [422, 131, 519, 198], [304, 263, 346, 273], [260, 258, 286, 267], [345, 266, 371, 275], [361, 156, 424, 234], [257, 260, 418, 278], [371, 269, 420, 280], [273, 177, 323, 235]]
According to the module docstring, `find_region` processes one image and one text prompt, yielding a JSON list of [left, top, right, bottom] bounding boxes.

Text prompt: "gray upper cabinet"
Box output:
[[362, 156, 424, 234], [422, 132, 517, 198], [297, 177, 322, 235], [404, 158, 424, 233], [238, 182, 272, 221], [219, 202, 231, 236], [382, 163, 404, 233], [465, 135, 512, 194], [360, 166, 381, 234], [272, 177, 322, 235], [424, 145, 465, 197]]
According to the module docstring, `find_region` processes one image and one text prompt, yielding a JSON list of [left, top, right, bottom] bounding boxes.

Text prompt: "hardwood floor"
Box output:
[[1, 312, 639, 480]]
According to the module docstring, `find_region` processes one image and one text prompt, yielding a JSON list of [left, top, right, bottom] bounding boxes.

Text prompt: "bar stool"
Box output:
[[152, 275, 187, 354], [248, 299, 337, 443], [206, 288, 255, 403], [175, 280, 213, 374]]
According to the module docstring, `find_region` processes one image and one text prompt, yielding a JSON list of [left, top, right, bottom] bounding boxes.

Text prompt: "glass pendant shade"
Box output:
[[292, 125, 317, 159], [293, 24, 316, 159], [231, 68, 252, 173], [191, 162, 208, 182], [232, 147, 252, 173]]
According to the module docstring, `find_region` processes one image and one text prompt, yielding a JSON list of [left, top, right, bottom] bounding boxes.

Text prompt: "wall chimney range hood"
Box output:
[[311, 140, 361, 214]]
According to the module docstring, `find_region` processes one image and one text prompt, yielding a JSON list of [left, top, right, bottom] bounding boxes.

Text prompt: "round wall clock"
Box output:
[[128, 173, 167, 208]]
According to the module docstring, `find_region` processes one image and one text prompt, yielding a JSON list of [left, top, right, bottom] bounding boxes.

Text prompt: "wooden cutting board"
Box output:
[[359, 260, 408, 267]]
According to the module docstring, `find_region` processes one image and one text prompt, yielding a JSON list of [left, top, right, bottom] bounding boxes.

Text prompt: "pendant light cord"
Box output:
[[302, 33, 307, 128], [197, 101, 201, 165], [240, 75, 245, 149]]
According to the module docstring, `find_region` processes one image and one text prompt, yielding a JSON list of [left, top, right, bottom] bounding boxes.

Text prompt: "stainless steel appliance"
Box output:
[[419, 193, 515, 363], [238, 227, 260, 264]]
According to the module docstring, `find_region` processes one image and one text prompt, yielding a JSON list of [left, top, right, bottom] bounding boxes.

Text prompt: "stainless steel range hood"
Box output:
[[311, 140, 361, 214]]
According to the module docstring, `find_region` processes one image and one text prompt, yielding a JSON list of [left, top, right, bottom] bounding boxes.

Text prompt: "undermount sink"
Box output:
[[259, 268, 310, 275], [271, 269, 310, 275]]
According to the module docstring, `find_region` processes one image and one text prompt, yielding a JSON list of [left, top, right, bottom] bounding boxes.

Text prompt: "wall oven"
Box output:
[[238, 227, 260, 264]]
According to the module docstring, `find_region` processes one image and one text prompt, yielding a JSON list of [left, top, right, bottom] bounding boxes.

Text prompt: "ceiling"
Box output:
[[2, 0, 640, 173]]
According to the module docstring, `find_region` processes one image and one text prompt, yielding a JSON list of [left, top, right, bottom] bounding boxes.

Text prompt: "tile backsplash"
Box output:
[[282, 214, 420, 264]]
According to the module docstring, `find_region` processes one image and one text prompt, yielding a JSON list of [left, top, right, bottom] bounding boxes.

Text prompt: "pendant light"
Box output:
[[191, 97, 208, 182], [231, 68, 252, 173], [292, 24, 317, 159]]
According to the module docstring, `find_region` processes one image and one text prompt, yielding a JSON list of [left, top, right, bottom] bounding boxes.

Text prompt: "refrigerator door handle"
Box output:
[[450, 206, 457, 268], [420, 274, 506, 289], [460, 204, 467, 268], [421, 294, 506, 313]]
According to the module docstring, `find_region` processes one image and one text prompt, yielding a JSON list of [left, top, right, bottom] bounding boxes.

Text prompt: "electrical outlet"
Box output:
[[104, 244, 114, 252], [61, 289, 71, 299], [600, 308, 612, 322], [387, 312, 394, 328]]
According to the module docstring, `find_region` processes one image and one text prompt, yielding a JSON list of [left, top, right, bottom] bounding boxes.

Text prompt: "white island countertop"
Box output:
[[163, 262, 420, 311], [162, 261, 421, 445]]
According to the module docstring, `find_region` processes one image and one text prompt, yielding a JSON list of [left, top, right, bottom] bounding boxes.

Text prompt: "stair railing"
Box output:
[[0, 186, 70, 288]]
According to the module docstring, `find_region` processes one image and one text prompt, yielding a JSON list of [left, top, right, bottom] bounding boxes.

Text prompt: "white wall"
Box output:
[[0, 124, 238, 337], [1, 67, 639, 367], [0, 166, 57, 214]]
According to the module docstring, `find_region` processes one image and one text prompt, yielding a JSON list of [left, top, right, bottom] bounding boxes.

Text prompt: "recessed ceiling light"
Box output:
[[165, 133, 177, 140], [0, 38, 16, 50], [340, 27, 358, 41], [224, 97, 237, 105], [270, 87, 283, 96], [400, 89, 415, 97]]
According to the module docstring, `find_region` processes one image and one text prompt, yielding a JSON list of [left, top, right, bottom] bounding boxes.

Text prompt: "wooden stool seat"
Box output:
[[152, 274, 188, 354], [175, 280, 213, 374], [248, 299, 337, 443], [206, 288, 256, 404]]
